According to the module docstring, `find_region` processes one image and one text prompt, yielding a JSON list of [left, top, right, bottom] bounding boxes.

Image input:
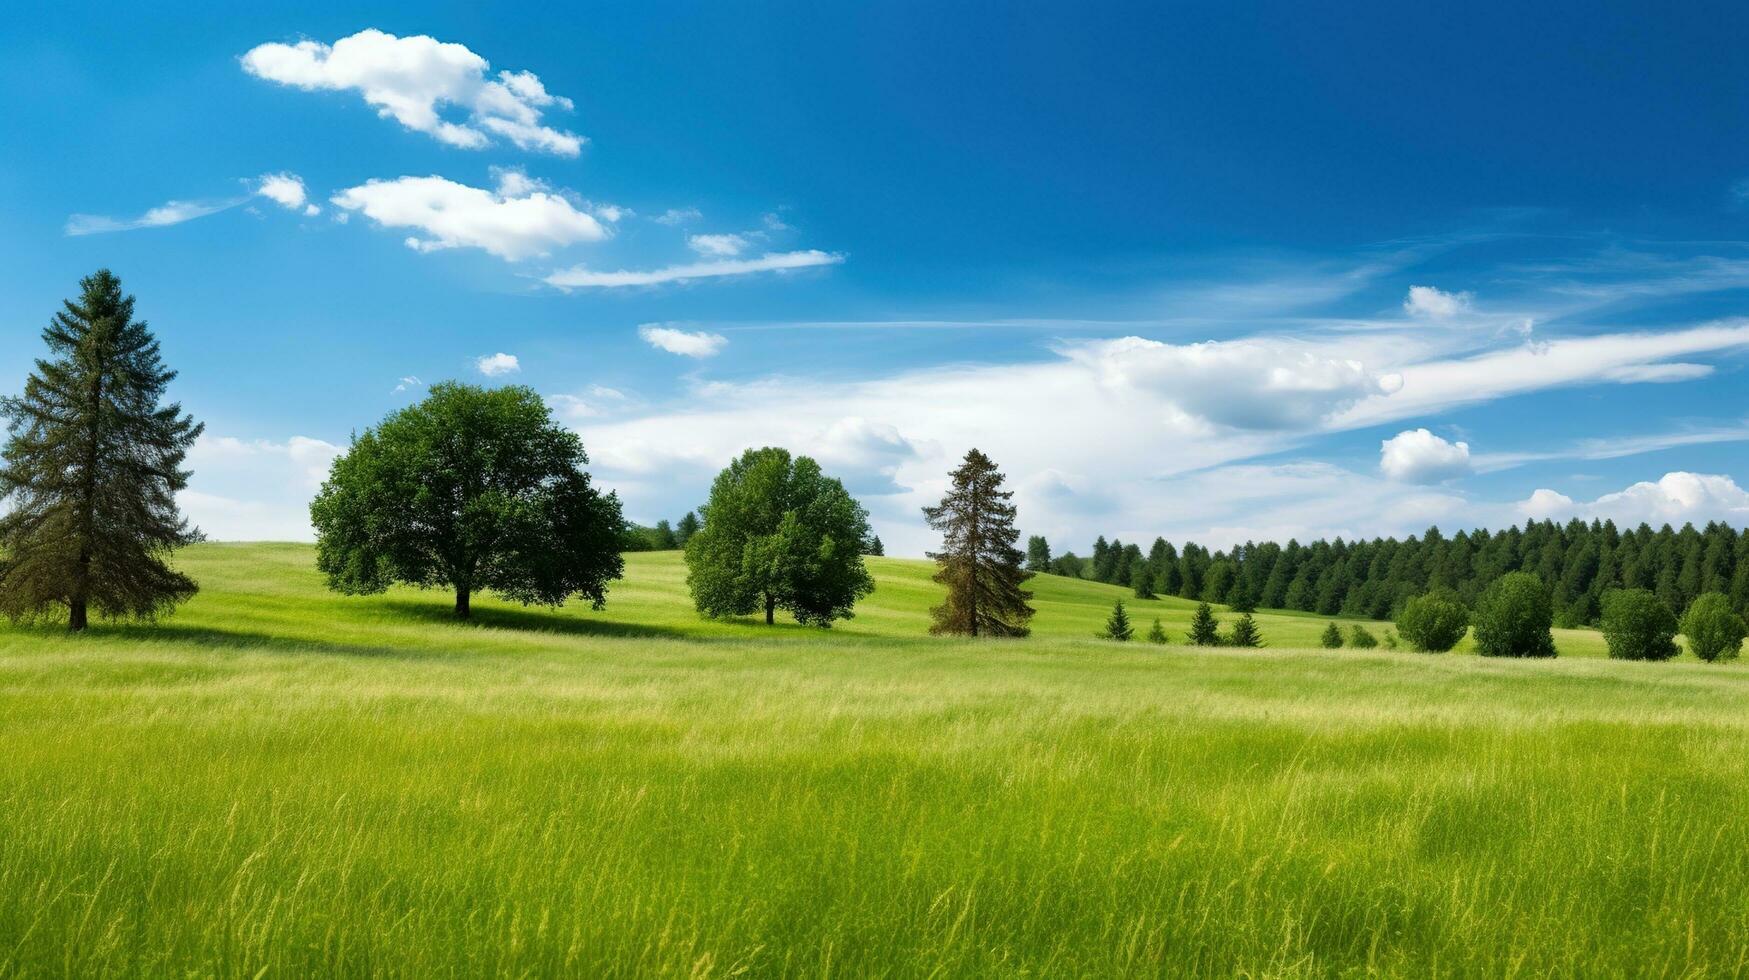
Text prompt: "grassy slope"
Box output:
[[2, 543, 1743, 975]]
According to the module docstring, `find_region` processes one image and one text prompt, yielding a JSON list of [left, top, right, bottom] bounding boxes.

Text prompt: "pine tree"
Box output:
[[1320, 622, 1344, 648], [0, 270, 204, 630], [1146, 618, 1169, 644], [1188, 602, 1221, 646], [1348, 624, 1378, 649], [1131, 562, 1155, 599], [1226, 612, 1263, 647], [1098, 599, 1134, 640], [923, 449, 1035, 637], [865, 534, 885, 556]]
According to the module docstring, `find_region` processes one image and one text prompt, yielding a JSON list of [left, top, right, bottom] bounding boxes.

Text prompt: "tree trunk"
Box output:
[[765, 594, 776, 625], [455, 584, 471, 619], [68, 597, 88, 632]]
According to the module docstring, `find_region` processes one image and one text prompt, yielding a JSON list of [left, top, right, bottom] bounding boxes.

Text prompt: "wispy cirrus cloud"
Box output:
[[545, 249, 843, 289], [65, 172, 316, 235]]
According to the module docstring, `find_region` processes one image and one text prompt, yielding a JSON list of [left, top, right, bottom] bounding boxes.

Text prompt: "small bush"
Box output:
[[1681, 592, 1747, 663], [1600, 588, 1679, 661], [1188, 603, 1221, 646], [1146, 618, 1169, 644], [1098, 599, 1134, 641], [1225, 613, 1263, 648], [1382, 629, 1400, 651], [1320, 622, 1343, 649], [1348, 625, 1377, 649], [1397, 589, 1469, 653], [1472, 572, 1556, 658]]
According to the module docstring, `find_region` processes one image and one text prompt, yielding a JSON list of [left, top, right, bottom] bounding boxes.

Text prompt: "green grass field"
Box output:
[[3, 543, 1746, 976]]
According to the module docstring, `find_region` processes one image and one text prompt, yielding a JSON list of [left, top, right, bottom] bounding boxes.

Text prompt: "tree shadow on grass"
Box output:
[[23, 620, 418, 660], [380, 600, 697, 640]]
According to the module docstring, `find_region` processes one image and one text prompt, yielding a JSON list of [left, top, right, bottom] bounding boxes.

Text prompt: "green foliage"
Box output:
[[684, 447, 874, 627], [1146, 618, 1169, 644], [1188, 602, 1221, 646], [310, 382, 626, 619], [676, 511, 700, 545], [1397, 589, 1469, 653], [1348, 625, 1377, 649], [0, 270, 203, 630], [1228, 586, 1257, 613], [1679, 592, 1746, 663], [1025, 535, 1051, 572], [1130, 562, 1155, 599], [1098, 599, 1133, 641], [1226, 612, 1263, 647], [1383, 629, 1400, 651], [1473, 572, 1557, 658], [1320, 622, 1344, 649], [1599, 588, 1679, 661], [865, 534, 885, 557], [923, 449, 1034, 637]]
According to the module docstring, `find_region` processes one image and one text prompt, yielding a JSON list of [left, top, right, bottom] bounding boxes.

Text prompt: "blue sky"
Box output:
[[3, 1, 1747, 554]]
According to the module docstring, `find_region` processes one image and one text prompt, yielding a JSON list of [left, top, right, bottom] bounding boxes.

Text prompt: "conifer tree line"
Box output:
[[1034, 519, 1749, 624]]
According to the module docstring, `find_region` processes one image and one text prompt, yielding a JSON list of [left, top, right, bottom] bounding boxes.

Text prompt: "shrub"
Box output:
[[1472, 572, 1556, 658], [1348, 625, 1378, 649], [1383, 629, 1400, 651], [1226, 613, 1263, 647], [1320, 622, 1343, 649], [1098, 600, 1134, 641], [1396, 589, 1469, 653], [1188, 603, 1221, 646], [1146, 618, 1169, 644], [1680, 592, 1747, 663], [1599, 588, 1679, 661]]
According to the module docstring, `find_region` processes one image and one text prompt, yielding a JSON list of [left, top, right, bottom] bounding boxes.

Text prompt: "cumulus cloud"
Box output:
[[545, 250, 843, 289], [241, 29, 583, 155], [330, 173, 607, 260], [638, 324, 727, 357], [812, 417, 924, 495], [1379, 428, 1472, 483], [1403, 284, 1471, 318], [688, 233, 748, 257], [253, 172, 311, 212], [475, 352, 520, 376], [1519, 473, 1749, 526]]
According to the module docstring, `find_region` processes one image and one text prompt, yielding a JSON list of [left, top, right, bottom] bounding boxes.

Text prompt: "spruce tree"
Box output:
[[923, 449, 1034, 637], [0, 270, 203, 630], [676, 510, 701, 545], [1098, 599, 1133, 640], [865, 534, 885, 557], [1320, 622, 1344, 648], [1131, 562, 1155, 599], [1146, 618, 1169, 644], [1226, 612, 1263, 647], [1188, 602, 1221, 646]]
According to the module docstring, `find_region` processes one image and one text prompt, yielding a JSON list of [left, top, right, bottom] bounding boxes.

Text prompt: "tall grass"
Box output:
[[0, 544, 1740, 976]]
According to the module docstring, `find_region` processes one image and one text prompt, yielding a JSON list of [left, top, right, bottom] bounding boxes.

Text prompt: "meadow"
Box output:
[[3, 543, 1747, 976]]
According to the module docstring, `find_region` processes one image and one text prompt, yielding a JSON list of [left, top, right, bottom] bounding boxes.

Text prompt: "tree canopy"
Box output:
[[0, 270, 203, 630], [310, 382, 626, 618], [923, 449, 1034, 637], [1600, 588, 1680, 661], [1397, 589, 1469, 653], [684, 447, 874, 627], [1681, 592, 1747, 662], [1472, 572, 1557, 658]]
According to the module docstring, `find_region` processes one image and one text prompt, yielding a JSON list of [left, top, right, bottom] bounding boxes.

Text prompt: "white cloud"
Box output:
[[65, 199, 238, 235], [182, 434, 345, 540], [545, 249, 843, 289], [688, 233, 747, 257], [653, 207, 701, 225], [1599, 362, 1713, 383], [393, 375, 423, 393], [1516, 473, 1749, 526], [253, 172, 310, 212], [638, 324, 727, 357], [548, 385, 630, 422], [241, 29, 583, 155], [1379, 428, 1472, 484], [331, 174, 607, 260], [1403, 284, 1472, 318], [1061, 335, 1398, 430], [475, 352, 520, 376], [812, 417, 924, 495]]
